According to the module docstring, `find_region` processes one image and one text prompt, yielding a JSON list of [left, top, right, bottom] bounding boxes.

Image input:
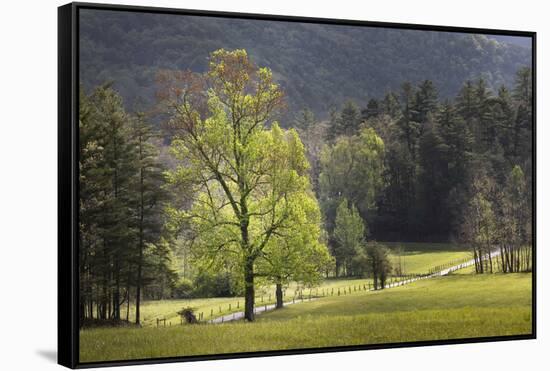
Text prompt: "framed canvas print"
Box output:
[[58, 2, 536, 368]]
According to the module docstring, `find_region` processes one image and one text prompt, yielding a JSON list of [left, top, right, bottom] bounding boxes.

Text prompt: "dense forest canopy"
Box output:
[[80, 9, 531, 119]]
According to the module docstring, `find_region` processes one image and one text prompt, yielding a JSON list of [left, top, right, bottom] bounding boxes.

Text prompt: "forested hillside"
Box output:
[[80, 9, 531, 118]]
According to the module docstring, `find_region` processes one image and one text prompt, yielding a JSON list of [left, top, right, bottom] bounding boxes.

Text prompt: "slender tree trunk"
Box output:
[[125, 289, 130, 322], [135, 164, 145, 325], [487, 247, 493, 273], [79, 302, 85, 324], [244, 257, 255, 321], [114, 266, 120, 320], [500, 246, 506, 273], [276, 282, 283, 309], [135, 244, 143, 325], [473, 249, 479, 273]]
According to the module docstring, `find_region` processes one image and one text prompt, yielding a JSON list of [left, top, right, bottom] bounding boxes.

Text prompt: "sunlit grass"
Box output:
[[80, 273, 532, 363], [384, 242, 471, 274], [127, 277, 375, 326], [128, 243, 471, 326]]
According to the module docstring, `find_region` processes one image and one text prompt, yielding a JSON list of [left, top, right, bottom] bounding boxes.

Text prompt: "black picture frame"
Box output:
[[58, 2, 537, 368]]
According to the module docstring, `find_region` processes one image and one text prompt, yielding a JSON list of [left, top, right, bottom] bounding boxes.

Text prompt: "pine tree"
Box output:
[[361, 98, 380, 121], [413, 80, 438, 124], [130, 112, 168, 325], [381, 92, 401, 119], [326, 101, 361, 141]]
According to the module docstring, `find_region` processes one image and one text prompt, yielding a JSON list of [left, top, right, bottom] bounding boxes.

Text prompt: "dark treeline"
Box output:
[[303, 67, 533, 276], [79, 84, 174, 325]]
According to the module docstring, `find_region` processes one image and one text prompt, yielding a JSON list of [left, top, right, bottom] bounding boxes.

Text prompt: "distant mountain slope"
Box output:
[[80, 9, 531, 119], [488, 35, 532, 48]]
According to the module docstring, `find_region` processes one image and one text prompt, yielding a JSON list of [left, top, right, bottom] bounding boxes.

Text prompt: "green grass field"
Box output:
[[127, 277, 375, 326], [384, 242, 471, 274], [80, 273, 532, 363], [127, 242, 470, 326]]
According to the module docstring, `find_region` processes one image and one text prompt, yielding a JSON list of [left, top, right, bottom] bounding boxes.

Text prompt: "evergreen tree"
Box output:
[[130, 112, 168, 325], [381, 92, 401, 119], [326, 101, 361, 141], [362, 98, 380, 121], [397, 82, 421, 161], [413, 80, 438, 124]]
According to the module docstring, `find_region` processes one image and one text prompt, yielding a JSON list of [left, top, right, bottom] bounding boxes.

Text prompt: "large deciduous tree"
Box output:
[[161, 49, 329, 321]]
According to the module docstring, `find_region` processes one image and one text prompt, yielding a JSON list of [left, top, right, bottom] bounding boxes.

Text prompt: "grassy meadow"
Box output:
[[126, 277, 376, 327], [123, 243, 469, 327], [80, 272, 532, 362], [384, 242, 471, 274]]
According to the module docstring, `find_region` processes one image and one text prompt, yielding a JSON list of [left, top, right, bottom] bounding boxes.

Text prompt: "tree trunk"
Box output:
[[114, 268, 120, 320], [125, 289, 130, 322], [487, 247, 493, 273], [276, 282, 283, 309], [135, 166, 145, 325], [500, 246, 506, 273], [135, 253, 143, 325], [244, 258, 255, 321]]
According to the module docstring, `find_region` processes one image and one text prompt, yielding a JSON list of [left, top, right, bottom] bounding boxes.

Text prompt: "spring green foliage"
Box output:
[[162, 49, 330, 320], [366, 243, 392, 289], [463, 185, 496, 273], [333, 199, 365, 276], [319, 127, 384, 263]]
